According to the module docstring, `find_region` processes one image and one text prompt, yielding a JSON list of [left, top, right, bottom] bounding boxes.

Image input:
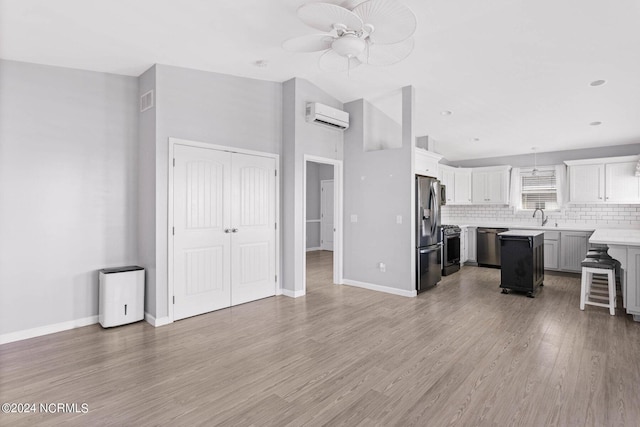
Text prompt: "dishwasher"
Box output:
[[477, 227, 509, 267]]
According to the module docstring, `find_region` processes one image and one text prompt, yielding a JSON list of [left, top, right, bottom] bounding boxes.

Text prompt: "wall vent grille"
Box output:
[[140, 90, 154, 112]]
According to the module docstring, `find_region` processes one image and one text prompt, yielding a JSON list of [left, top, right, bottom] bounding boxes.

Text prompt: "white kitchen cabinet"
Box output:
[[568, 163, 604, 203], [439, 166, 455, 204], [454, 169, 472, 204], [415, 148, 443, 178], [566, 156, 640, 204], [560, 231, 591, 272], [460, 227, 468, 264], [625, 247, 640, 318], [605, 161, 640, 202], [439, 165, 472, 205], [472, 166, 511, 204], [543, 231, 560, 270], [466, 226, 477, 263]]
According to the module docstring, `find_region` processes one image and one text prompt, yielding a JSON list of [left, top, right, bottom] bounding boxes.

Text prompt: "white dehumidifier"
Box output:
[[99, 266, 145, 327]]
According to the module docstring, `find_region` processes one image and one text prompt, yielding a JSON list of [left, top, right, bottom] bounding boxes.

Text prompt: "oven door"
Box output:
[[444, 234, 461, 266]]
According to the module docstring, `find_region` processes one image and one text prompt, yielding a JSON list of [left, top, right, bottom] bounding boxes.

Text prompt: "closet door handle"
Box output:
[[231, 228, 238, 233], [224, 229, 232, 233]]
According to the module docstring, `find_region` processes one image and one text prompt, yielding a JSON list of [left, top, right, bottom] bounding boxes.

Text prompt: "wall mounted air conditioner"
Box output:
[[306, 102, 349, 130]]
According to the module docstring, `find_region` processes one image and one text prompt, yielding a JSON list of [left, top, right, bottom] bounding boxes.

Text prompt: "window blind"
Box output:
[[520, 169, 558, 210]]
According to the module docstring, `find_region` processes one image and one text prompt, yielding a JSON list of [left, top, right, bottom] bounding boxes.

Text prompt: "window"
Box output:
[[520, 168, 559, 210]]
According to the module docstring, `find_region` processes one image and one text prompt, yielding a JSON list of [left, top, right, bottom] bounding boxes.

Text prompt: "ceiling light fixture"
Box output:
[[589, 79, 607, 87], [441, 110, 452, 116], [473, 138, 480, 142], [590, 121, 602, 126]]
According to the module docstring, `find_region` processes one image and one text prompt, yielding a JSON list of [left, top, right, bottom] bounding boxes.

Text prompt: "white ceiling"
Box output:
[[2, 0, 640, 161]]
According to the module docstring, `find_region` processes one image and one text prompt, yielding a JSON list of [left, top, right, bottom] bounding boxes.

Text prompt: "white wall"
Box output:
[[342, 88, 414, 293], [282, 78, 343, 295], [0, 60, 138, 336], [146, 64, 283, 320], [306, 162, 334, 249]]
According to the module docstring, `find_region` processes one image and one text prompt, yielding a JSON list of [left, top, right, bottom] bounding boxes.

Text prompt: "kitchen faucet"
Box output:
[[533, 208, 548, 226]]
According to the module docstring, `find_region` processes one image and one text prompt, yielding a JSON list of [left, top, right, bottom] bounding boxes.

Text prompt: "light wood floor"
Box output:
[[2, 251, 640, 426]]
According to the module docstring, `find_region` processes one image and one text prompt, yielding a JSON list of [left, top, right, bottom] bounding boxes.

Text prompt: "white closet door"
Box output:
[[321, 180, 334, 251], [230, 153, 276, 306], [173, 145, 231, 320]]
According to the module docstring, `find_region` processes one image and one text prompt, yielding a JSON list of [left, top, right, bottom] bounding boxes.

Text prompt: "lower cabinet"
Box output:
[[543, 231, 560, 270], [626, 248, 640, 316], [466, 226, 477, 263], [560, 231, 592, 272], [461, 227, 468, 264]]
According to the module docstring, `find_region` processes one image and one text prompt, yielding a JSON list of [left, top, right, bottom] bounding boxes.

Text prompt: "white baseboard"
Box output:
[[0, 315, 98, 345], [306, 247, 322, 252], [144, 312, 172, 327], [282, 289, 306, 298], [342, 279, 417, 297]]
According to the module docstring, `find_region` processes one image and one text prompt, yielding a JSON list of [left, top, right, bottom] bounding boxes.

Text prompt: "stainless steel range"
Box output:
[[442, 225, 461, 276]]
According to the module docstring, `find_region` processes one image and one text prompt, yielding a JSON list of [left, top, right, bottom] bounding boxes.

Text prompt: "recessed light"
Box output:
[[441, 110, 452, 116], [589, 121, 602, 126], [254, 59, 268, 68], [589, 79, 606, 87], [473, 138, 480, 142]]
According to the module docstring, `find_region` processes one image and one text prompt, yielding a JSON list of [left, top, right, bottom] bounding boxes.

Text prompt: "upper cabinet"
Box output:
[[566, 156, 640, 204], [471, 166, 511, 204], [439, 165, 472, 205], [415, 148, 443, 178]]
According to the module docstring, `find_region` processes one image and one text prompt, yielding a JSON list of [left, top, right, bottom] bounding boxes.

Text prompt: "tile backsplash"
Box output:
[[442, 204, 640, 228]]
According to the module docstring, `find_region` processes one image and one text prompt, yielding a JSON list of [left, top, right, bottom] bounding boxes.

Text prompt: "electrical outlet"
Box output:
[[396, 215, 402, 224], [351, 214, 358, 223], [379, 262, 386, 272]]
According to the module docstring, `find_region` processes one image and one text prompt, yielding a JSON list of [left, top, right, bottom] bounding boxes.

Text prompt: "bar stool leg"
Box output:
[[608, 269, 616, 315], [580, 267, 587, 311]]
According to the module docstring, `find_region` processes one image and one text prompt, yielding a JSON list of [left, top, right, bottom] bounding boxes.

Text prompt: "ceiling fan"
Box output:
[[283, 0, 417, 72]]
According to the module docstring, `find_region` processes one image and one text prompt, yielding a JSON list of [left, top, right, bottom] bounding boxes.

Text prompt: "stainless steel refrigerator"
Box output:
[[416, 176, 442, 292]]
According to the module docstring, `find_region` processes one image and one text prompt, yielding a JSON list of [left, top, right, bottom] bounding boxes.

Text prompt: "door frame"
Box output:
[[320, 179, 334, 251], [303, 155, 344, 293], [168, 137, 280, 323]]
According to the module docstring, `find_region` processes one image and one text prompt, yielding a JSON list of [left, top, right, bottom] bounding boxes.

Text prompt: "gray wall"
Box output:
[[148, 64, 283, 319], [342, 87, 414, 292], [282, 78, 343, 294], [137, 66, 157, 316], [449, 143, 640, 168], [0, 60, 139, 335], [306, 162, 334, 249]]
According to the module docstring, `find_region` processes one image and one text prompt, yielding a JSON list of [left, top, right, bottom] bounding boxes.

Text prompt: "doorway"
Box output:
[[303, 156, 343, 294]]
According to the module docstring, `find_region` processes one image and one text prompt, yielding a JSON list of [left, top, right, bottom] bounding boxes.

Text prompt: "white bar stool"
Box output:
[[580, 257, 616, 315]]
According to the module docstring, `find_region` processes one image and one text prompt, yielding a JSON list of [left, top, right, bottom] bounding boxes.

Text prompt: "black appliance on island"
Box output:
[[498, 230, 545, 297], [441, 225, 461, 276], [416, 176, 443, 293]]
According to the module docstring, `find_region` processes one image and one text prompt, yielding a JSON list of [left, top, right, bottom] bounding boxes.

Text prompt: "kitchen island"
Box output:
[[590, 229, 640, 321]]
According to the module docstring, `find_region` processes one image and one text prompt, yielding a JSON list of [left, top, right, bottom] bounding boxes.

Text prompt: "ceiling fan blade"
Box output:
[[283, 34, 335, 52], [340, 0, 368, 9], [318, 49, 362, 72], [353, 0, 417, 44], [297, 2, 364, 32], [359, 37, 414, 66]]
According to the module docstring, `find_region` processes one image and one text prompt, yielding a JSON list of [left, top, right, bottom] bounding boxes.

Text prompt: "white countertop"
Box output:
[[457, 223, 596, 232], [590, 229, 640, 246], [498, 230, 545, 237]]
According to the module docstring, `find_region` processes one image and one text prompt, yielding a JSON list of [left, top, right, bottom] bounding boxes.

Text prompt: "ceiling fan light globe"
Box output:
[[331, 35, 366, 57]]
